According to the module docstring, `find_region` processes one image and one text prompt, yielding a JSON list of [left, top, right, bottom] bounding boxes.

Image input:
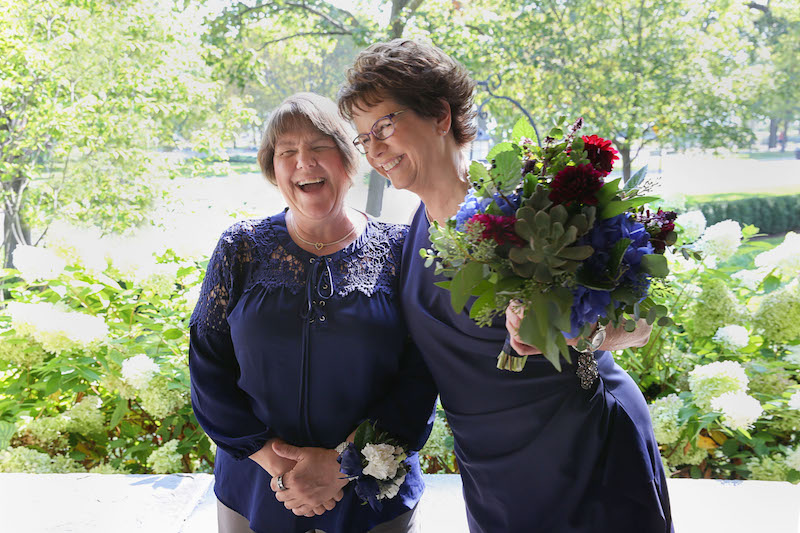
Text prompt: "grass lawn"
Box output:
[[686, 189, 800, 203]]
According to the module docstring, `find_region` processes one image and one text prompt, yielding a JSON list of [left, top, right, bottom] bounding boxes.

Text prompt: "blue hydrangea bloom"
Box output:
[[493, 191, 521, 216], [569, 286, 611, 335], [454, 192, 492, 230], [572, 214, 656, 328]]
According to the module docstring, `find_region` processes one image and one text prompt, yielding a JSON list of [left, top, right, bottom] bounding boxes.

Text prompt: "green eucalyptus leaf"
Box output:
[[599, 200, 632, 219], [623, 165, 648, 192]]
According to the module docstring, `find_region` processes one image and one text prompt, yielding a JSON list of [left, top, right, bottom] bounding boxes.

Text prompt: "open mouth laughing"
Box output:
[[296, 177, 326, 192]]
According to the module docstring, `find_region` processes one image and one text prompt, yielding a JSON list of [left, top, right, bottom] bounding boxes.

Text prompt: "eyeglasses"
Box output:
[[352, 110, 406, 155]]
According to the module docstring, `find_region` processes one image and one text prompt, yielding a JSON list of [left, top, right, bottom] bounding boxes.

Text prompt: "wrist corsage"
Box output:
[[337, 420, 410, 512]]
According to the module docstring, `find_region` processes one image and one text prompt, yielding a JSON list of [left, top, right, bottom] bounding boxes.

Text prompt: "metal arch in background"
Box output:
[[475, 73, 542, 147]]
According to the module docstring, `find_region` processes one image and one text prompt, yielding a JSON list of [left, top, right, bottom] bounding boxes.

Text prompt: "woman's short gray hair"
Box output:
[[257, 92, 360, 185]]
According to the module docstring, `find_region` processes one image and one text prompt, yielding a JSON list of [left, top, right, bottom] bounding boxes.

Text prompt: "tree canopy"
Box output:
[[0, 0, 250, 266]]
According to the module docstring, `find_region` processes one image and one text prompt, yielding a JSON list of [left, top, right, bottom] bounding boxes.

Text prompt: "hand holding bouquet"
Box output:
[[422, 117, 676, 386]]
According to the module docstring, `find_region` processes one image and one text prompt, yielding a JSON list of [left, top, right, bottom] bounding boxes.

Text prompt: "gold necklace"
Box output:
[[289, 214, 358, 251]]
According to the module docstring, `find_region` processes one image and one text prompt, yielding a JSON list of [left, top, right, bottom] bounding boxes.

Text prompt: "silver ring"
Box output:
[[276, 474, 287, 491]]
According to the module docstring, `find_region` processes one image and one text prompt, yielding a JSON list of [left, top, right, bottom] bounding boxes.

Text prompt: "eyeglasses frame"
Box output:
[[352, 109, 407, 154]]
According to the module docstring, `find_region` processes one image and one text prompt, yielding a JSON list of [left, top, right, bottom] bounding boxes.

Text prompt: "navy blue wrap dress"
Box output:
[[401, 204, 673, 533], [189, 212, 437, 533]]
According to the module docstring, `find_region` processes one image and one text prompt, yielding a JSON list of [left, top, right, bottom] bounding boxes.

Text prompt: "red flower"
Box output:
[[548, 164, 604, 206], [581, 135, 618, 176], [468, 213, 525, 246]]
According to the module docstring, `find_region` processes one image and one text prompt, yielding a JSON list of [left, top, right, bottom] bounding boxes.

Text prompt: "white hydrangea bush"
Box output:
[[695, 219, 742, 263], [621, 218, 800, 482], [0, 227, 209, 475]]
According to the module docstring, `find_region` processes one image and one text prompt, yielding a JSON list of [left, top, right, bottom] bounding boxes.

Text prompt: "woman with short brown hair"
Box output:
[[340, 40, 673, 533]]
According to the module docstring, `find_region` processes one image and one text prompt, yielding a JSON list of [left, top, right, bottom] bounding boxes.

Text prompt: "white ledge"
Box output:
[[1, 473, 798, 532]]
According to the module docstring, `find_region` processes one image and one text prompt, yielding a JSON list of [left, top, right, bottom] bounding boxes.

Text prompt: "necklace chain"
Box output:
[[289, 214, 358, 251]]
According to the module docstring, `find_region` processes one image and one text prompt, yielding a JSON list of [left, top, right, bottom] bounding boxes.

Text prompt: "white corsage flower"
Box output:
[[362, 443, 400, 480]]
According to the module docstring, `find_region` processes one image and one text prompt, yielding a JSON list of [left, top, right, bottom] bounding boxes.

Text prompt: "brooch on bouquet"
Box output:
[[422, 116, 679, 388], [337, 420, 410, 512]]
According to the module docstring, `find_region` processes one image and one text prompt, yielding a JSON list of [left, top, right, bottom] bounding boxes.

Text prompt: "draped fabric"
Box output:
[[401, 204, 673, 533]]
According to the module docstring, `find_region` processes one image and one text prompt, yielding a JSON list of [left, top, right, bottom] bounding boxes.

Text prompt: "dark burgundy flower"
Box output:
[[522, 158, 538, 177], [468, 213, 525, 246], [636, 208, 678, 253], [581, 135, 619, 175], [548, 164, 604, 206]]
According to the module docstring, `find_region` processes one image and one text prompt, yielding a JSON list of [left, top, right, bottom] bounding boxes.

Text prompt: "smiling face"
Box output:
[[273, 124, 351, 225], [351, 98, 447, 194]]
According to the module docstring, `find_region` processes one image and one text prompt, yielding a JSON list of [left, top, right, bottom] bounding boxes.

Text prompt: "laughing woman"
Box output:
[[189, 92, 436, 533], [339, 41, 673, 533]]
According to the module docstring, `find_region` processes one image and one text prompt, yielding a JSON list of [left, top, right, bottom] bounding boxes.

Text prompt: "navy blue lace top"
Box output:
[[189, 211, 437, 533]]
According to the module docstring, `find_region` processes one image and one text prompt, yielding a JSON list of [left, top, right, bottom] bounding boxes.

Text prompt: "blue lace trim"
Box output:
[[190, 216, 407, 334]]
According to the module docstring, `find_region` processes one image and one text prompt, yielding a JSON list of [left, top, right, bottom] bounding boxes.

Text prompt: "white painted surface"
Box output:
[[1, 473, 799, 532]]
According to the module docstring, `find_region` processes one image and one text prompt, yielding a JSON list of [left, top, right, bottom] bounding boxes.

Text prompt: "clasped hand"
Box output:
[[269, 440, 349, 517]]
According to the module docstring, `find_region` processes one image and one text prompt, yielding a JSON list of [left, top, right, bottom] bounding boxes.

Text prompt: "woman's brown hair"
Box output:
[[338, 39, 477, 147]]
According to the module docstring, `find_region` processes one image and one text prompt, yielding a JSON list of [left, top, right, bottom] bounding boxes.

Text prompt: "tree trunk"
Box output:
[[2, 176, 31, 269], [619, 145, 632, 184], [779, 118, 788, 152], [365, 169, 385, 217], [768, 118, 778, 148], [363, 0, 410, 217]]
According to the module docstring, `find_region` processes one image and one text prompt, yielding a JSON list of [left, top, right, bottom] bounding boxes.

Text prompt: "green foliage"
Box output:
[[419, 404, 457, 474], [0, 244, 212, 474], [0, 0, 252, 265], [689, 194, 800, 236], [618, 224, 800, 482]]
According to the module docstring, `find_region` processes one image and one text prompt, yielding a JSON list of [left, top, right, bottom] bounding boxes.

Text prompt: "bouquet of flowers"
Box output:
[[422, 117, 676, 386], [337, 420, 410, 512]]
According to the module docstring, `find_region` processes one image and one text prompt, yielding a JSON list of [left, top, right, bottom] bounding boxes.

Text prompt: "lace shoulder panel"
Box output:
[[190, 219, 276, 334], [334, 221, 407, 298]]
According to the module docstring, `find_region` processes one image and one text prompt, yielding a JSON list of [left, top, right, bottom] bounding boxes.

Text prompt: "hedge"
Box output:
[[689, 194, 800, 235]]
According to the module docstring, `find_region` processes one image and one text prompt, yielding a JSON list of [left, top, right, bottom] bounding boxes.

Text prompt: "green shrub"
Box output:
[[689, 194, 800, 235], [618, 220, 800, 482]]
